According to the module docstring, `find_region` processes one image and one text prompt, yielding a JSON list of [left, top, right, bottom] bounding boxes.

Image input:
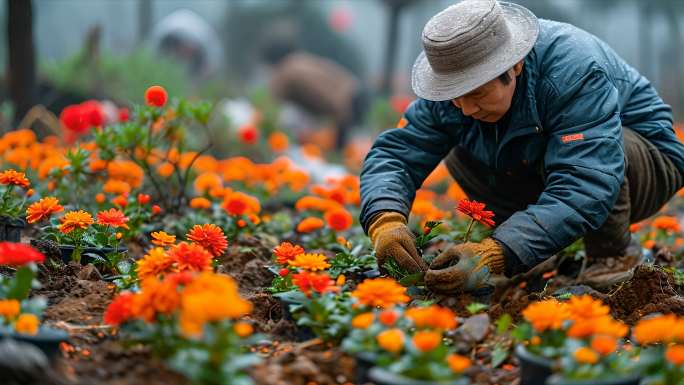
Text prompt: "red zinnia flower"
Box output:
[[118, 108, 130, 122], [26, 197, 63, 224], [137, 193, 150, 204], [456, 199, 495, 227], [104, 292, 136, 326], [186, 224, 228, 257], [60, 105, 89, 134], [97, 208, 129, 229], [145, 85, 168, 107], [167, 242, 213, 273], [0, 242, 45, 266], [272, 242, 305, 265], [324, 208, 353, 232], [292, 271, 338, 296]]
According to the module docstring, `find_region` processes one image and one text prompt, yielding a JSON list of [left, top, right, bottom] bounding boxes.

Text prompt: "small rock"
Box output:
[[459, 313, 490, 343], [552, 285, 600, 298], [78, 264, 103, 281]]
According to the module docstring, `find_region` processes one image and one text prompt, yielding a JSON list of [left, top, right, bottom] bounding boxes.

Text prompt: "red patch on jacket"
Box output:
[[561, 133, 584, 143]]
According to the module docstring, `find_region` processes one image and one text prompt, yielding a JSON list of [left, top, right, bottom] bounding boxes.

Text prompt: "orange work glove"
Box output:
[[368, 211, 428, 273], [425, 237, 505, 293]]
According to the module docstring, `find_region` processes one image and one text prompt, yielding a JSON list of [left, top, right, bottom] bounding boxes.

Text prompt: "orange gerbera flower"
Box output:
[[222, 191, 261, 216], [97, 208, 129, 229], [268, 131, 289, 152], [324, 208, 353, 232], [103, 292, 136, 326], [291, 271, 338, 296], [103, 179, 131, 195], [296, 217, 325, 233], [151, 231, 176, 247], [26, 197, 63, 224], [412, 331, 442, 352], [378, 310, 400, 326], [456, 199, 495, 227], [186, 224, 228, 257], [190, 197, 211, 209], [351, 278, 410, 308], [193, 172, 222, 194], [591, 335, 617, 356], [131, 277, 181, 322], [521, 299, 570, 332], [295, 196, 342, 212], [633, 314, 682, 345], [273, 242, 305, 265], [405, 305, 458, 330], [0, 169, 30, 188], [15, 314, 39, 335], [568, 315, 628, 339], [59, 210, 94, 234], [0, 299, 20, 318], [566, 295, 610, 321], [351, 312, 374, 329], [666, 345, 684, 366], [574, 347, 599, 364], [287, 253, 330, 271], [136, 247, 174, 280], [652, 216, 682, 233], [377, 329, 405, 354], [167, 242, 213, 273]]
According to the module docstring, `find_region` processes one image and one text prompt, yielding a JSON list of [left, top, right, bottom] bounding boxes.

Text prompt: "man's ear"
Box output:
[[513, 60, 524, 76]]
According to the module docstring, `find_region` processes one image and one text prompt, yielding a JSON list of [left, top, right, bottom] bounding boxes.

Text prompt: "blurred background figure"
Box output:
[[261, 38, 367, 151], [149, 9, 223, 81]]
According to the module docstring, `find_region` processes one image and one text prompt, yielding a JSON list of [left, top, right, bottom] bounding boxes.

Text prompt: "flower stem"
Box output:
[[463, 219, 475, 243]]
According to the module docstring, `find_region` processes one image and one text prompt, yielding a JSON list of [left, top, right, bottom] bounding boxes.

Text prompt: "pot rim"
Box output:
[[368, 366, 469, 385], [515, 344, 555, 367]]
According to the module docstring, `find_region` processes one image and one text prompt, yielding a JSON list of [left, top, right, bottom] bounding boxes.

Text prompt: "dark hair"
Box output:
[[498, 70, 512, 85]]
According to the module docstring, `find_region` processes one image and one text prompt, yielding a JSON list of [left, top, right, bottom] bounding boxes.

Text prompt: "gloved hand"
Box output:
[[368, 211, 428, 273], [425, 237, 505, 293]]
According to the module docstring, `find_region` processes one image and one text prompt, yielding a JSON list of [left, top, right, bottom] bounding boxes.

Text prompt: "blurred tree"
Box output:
[[7, 0, 36, 126], [380, 0, 419, 96], [139, 0, 153, 41]]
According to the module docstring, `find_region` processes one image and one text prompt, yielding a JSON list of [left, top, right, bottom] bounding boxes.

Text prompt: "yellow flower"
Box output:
[[377, 328, 404, 354], [287, 253, 330, 271], [15, 314, 39, 335], [351, 278, 410, 308]]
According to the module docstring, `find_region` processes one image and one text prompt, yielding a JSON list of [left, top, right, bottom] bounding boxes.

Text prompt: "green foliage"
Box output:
[[466, 302, 488, 315]]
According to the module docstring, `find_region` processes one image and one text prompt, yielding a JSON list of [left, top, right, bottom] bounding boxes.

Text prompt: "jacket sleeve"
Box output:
[[360, 99, 458, 232], [492, 70, 625, 267]]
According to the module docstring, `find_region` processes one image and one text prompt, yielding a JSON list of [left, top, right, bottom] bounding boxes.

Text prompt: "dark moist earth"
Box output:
[[7, 238, 684, 385]]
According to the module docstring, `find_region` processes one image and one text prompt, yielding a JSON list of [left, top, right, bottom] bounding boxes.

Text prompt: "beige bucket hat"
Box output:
[[412, 0, 539, 101]]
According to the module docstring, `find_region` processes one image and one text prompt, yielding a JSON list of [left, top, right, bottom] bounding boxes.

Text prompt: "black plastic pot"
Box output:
[[516, 344, 554, 385], [354, 352, 377, 384], [277, 297, 315, 341], [0, 216, 25, 242], [58, 245, 127, 265], [546, 374, 642, 385], [368, 367, 470, 385], [1, 326, 69, 360]]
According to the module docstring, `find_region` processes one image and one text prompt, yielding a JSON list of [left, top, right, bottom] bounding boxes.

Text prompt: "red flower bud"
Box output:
[[423, 226, 431, 235], [151, 205, 162, 215], [144, 85, 168, 107], [279, 268, 290, 277], [137, 193, 150, 204]]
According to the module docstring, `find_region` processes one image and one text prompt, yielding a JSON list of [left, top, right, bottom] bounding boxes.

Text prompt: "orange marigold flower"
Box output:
[[190, 197, 212, 209], [273, 242, 305, 265], [522, 299, 570, 332], [104, 292, 136, 326], [351, 278, 410, 308], [15, 314, 39, 335], [405, 305, 458, 330], [567, 295, 610, 321], [412, 330, 442, 352], [574, 347, 599, 365], [26, 197, 63, 224], [145, 85, 168, 107], [378, 310, 400, 326], [377, 329, 405, 354], [633, 314, 681, 345], [95, 193, 106, 204], [295, 196, 342, 212], [131, 277, 181, 322], [151, 231, 176, 247], [59, 210, 93, 234], [194, 172, 222, 194], [234, 321, 253, 338], [97, 208, 129, 229], [103, 179, 131, 195], [167, 242, 213, 273], [268, 131, 289, 152], [136, 247, 174, 280], [186, 224, 228, 257], [0, 169, 30, 188], [324, 208, 353, 232], [447, 354, 471, 373], [666, 345, 684, 366], [0, 242, 45, 266], [0, 299, 20, 318], [591, 335, 617, 356], [222, 191, 261, 216], [287, 253, 330, 271], [652, 216, 682, 233], [292, 271, 338, 296], [296, 217, 325, 233], [456, 199, 495, 227], [157, 162, 174, 177], [351, 312, 374, 329], [567, 315, 628, 339], [112, 194, 128, 208]]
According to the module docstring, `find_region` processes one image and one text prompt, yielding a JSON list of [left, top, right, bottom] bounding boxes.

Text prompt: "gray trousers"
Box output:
[[444, 128, 684, 259]]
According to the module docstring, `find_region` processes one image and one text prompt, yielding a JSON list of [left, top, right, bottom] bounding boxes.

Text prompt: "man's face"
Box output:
[[451, 62, 523, 123]]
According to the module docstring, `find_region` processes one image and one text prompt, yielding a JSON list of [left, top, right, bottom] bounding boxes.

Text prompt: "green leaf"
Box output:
[[399, 272, 424, 287], [116, 260, 132, 275], [7, 266, 34, 300], [495, 314, 512, 334], [491, 343, 509, 368], [466, 302, 488, 314]]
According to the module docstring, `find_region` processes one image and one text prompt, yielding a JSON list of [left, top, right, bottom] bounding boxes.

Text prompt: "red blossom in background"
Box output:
[[238, 124, 259, 144], [292, 271, 338, 296], [59, 100, 104, 135], [118, 108, 130, 122], [186, 224, 228, 257], [145, 85, 168, 107], [104, 292, 135, 326], [0, 242, 45, 266], [456, 199, 495, 227], [390, 95, 413, 114]]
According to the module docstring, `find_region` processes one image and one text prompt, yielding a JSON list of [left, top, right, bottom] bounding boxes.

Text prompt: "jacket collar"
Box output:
[[507, 49, 543, 132]]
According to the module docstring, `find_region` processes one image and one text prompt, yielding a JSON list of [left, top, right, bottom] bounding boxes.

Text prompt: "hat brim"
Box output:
[[411, 2, 539, 102]]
